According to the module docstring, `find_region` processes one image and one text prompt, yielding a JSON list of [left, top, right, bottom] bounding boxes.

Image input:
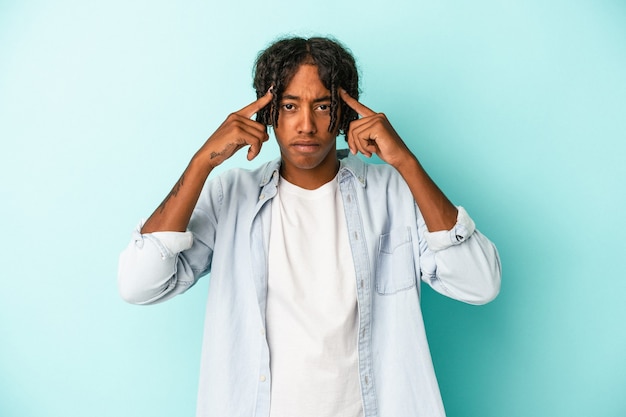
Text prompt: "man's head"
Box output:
[[253, 36, 360, 137]]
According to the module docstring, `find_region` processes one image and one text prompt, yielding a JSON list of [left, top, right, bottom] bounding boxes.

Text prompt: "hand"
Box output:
[[194, 88, 273, 170], [340, 88, 413, 169]]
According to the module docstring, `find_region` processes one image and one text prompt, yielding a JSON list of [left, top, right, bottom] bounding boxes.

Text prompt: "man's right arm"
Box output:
[[118, 90, 273, 304]]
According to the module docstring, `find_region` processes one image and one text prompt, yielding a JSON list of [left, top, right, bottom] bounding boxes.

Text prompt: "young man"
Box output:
[[118, 37, 501, 417]]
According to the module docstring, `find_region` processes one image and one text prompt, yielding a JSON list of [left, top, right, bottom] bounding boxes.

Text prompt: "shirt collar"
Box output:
[[338, 149, 367, 187], [259, 149, 367, 188]]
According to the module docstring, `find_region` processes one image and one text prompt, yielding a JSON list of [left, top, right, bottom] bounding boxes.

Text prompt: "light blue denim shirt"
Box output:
[[118, 152, 501, 417]]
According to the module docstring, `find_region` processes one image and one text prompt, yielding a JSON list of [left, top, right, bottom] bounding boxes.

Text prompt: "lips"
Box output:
[[291, 141, 320, 153]]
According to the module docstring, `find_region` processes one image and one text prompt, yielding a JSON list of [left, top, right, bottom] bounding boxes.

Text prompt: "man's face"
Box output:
[[273, 64, 340, 188]]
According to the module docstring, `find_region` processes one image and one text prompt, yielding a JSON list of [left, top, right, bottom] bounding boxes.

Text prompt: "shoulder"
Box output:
[[195, 158, 279, 211], [366, 163, 410, 198], [210, 158, 280, 189], [340, 152, 405, 188]]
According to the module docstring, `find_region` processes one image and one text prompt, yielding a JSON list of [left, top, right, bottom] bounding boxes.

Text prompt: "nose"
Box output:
[[297, 107, 317, 135]]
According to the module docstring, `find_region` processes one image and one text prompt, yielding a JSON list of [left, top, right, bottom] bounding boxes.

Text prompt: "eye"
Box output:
[[317, 104, 330, 112], [282, 103, 295, 111]]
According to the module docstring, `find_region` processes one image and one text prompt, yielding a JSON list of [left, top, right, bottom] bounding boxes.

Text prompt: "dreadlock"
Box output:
[[253, 36, 360, 137]]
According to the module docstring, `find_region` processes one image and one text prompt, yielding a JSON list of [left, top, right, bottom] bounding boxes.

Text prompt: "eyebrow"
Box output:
[[281, 94, 332, 103]]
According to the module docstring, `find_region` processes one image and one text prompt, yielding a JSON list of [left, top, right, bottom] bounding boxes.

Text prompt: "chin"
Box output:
[[287, 156, 327, 170]]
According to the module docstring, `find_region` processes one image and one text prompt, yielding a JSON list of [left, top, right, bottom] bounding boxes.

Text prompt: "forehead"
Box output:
[[282, 64, 330, 98]]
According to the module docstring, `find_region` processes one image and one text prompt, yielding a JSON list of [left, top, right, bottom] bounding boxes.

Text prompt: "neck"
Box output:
[[280, 158, 340, 190]]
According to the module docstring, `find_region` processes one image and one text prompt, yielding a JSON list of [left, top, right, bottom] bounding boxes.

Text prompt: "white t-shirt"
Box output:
[[266, 175, 363, 417]]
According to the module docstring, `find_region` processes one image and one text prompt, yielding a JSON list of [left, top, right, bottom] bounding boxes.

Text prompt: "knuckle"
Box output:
[[227, 112, 241, 122], [230, 122, 246, 134]]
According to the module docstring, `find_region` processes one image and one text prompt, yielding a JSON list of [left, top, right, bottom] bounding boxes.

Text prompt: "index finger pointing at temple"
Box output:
[[339, 88, 376, 117], [237, 88, 274, 119]]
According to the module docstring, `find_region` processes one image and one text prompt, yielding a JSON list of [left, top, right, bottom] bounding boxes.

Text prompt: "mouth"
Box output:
[[291, 142, 320, 153]]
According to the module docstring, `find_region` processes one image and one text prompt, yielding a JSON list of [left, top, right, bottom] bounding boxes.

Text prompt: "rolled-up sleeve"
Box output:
[[117, 225, 197, 305], [418, 207, 501, 305]]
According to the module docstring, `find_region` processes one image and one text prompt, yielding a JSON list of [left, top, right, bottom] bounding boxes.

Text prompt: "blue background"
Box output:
[[1, 1, 625, 416]]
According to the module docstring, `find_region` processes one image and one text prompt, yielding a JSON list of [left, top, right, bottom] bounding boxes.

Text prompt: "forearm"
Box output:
[[141, 156, 213, 233], [395, 155, 458, 232]]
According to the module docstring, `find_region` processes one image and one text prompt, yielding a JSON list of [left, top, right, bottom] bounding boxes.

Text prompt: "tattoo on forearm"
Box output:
[[210, 143, 238, 160], [157, 173, 185, 214]]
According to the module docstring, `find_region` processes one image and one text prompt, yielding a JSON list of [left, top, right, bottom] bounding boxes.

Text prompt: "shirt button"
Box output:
[[259, 194, 265, 200], [260, 375, 267, 382], [260, 328, 265, 336]]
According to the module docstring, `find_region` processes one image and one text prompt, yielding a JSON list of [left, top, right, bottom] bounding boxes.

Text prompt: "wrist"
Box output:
[[189, 153, 215, 178], [393, 153, 422, 177]]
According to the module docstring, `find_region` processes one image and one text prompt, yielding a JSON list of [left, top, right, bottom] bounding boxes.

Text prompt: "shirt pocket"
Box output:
[[375, 227, 417, 295]]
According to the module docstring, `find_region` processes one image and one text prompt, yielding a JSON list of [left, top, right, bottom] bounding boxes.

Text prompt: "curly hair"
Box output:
[[253, 36, 360, 137]]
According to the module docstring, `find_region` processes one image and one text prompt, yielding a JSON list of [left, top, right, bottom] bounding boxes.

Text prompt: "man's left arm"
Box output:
[[340, 89, 501, 303]]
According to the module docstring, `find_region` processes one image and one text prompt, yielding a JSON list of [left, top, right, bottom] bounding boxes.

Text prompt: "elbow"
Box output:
[[468, 248, 502, 305], [117, 264, 153, 305], [471, 275, 500, 305], [117, 268, 175, 305], [118, 276, 148, 305], [118, 250, 142, 304], [439, 233, 502, 305], [117, 228, 197, 305], [117, 243, 173, 305], [117, 258, 177, 305], [454, 270, 500, 306]]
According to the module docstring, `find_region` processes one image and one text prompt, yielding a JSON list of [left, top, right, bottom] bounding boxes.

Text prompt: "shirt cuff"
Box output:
[[133, 221, 194, 257], [423, 206, 476, 252]]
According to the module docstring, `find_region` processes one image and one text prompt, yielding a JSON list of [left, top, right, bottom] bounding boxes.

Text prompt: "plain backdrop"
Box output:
[[1, 0, 625, 416]]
